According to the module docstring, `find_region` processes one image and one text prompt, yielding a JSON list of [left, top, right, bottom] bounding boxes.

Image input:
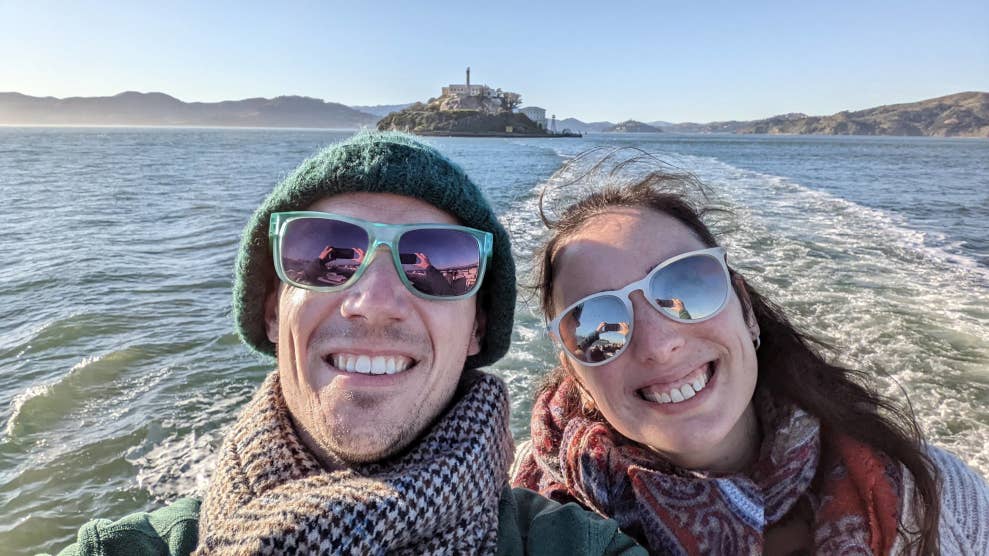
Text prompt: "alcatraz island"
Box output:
[[377, 68, 580, 137]]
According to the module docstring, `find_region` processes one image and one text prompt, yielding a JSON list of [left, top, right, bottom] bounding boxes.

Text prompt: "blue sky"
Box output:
[[2, 0, 987, 122]]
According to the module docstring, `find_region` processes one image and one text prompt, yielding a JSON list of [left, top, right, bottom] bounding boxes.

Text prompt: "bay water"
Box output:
[[1, 128, 986, 554]]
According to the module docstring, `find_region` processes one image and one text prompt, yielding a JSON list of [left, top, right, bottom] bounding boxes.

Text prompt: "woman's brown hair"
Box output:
[[533, 171, 941, 554]]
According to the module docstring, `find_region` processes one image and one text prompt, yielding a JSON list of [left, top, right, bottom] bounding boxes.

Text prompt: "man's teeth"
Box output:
[[640, 366, 712, 405], [331, 354, 412, 375]]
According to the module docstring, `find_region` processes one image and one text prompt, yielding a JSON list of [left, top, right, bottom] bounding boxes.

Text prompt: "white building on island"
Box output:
[[442, 83, 497, 97], [441, 67, 510, 100], [443, 84, 498, 97], [518, 106, 547, 129]]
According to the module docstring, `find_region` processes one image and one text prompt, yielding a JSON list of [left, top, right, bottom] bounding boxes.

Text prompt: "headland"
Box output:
[[376, 67, 580, 138]]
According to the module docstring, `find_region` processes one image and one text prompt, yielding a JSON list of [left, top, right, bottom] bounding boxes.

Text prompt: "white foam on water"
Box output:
[[129, 428, 221, 501], [3, 383, 53, 440], [127, 380, 260, 501]]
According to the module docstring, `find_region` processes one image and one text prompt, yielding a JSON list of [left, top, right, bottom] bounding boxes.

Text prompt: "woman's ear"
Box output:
[[557, 350, 569, 371], [732, 274, 760, 340], [559, 352, 598, 414]]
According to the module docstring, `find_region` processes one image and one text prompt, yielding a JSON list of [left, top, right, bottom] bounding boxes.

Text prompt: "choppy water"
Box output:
[[1, 128, 987, 554]]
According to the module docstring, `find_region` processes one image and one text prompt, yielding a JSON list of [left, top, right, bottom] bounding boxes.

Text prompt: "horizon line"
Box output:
[[3, 89, 986, 126]]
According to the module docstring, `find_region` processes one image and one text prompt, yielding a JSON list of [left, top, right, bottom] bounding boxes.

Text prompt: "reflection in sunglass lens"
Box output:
[[649, 255, 727, 320], [559, 295, 630, 364], [398, 229, 481, 296], [281, 218, 369, 287]]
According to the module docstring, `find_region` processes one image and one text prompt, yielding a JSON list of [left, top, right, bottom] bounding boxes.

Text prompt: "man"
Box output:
[[55, 133, 644, 555]]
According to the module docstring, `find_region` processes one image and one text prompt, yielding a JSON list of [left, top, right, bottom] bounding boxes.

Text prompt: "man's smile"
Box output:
[[327, 352, 415, 375]]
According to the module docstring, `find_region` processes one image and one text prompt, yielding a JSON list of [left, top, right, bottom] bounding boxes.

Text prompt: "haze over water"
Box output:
[[1, 128, 987, 554]]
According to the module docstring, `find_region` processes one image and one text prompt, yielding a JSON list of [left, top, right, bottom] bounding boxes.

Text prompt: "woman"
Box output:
[[512, 174, 988, 555]]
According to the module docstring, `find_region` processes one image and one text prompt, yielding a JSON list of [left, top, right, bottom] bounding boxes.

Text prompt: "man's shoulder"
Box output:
[[52, 497, 200, 556], [497, 486, 646, 556]]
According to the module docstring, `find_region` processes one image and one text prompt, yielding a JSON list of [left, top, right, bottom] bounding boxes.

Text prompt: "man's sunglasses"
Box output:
[[269, 211, 493, 300], [547, 247, 731, 366]]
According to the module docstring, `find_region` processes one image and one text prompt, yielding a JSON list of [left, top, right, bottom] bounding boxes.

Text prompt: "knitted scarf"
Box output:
[[197, 370, 515, 555], [513, 375, 905, 555]]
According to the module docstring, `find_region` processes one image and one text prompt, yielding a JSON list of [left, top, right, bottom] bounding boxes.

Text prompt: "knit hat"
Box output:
[[233, 131, 516, 369]]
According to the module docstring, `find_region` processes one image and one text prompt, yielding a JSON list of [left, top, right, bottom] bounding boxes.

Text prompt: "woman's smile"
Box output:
[[636, 360, 715, 405]]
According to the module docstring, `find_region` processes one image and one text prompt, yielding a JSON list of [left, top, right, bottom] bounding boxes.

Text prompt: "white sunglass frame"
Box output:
[[547, 246, 731, 367]]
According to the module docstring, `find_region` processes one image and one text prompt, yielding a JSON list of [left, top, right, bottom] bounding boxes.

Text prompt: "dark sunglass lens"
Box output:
[[281, 218, 369, 287], [649, 254, 727, 320], [398, 229, 481, 296], [559, 295, 630, 364]]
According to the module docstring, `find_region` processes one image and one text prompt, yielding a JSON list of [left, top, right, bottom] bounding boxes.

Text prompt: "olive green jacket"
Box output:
[[52, 487, 646, 556]]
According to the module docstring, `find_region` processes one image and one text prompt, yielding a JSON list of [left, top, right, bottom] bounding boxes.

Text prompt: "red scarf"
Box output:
[[512, 375, 904, 555]]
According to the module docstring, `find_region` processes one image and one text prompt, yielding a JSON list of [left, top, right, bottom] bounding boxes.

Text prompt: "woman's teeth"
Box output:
[[330, 354, 412, 375], [639, 365, 712, 404]]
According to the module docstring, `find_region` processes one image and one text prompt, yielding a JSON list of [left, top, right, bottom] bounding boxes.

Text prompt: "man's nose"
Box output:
[[339, 247, 411, 323]]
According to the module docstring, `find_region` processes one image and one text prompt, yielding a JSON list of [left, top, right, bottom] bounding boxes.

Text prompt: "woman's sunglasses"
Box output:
[[547, 247, 731, 366], [269, 211, 493, 300]]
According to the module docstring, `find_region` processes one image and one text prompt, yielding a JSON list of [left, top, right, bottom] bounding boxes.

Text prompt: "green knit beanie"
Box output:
[[233, 131, 516, 369]]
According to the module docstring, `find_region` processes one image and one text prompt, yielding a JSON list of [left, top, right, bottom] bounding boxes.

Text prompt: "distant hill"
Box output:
[[664, 120, 748, 133], [555, 118, 614, 133], [555, 118, 673, 133], [604, 120, 663, 133], [666, 92, 989, 137], [349, 103, 414, 118], [0, 91, 379, 128]]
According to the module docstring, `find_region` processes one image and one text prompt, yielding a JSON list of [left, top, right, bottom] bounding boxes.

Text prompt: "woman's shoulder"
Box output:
[[926, 444, 988, 505], [921, 445, 989, 553], [52, 497, 200, 556], [926, 443, 986, 478]]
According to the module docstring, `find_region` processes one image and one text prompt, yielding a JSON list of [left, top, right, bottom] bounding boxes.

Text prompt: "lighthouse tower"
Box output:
[[466, 67, 471, 94]]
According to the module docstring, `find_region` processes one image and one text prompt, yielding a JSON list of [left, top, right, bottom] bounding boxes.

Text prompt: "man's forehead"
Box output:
[[305, 192, 460, 225]]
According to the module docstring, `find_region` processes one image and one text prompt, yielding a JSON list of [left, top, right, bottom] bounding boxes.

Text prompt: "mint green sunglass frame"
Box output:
[[269, 211, 493, 301]]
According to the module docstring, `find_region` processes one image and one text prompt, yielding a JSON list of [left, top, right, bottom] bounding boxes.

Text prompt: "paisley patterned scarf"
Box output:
[[513, 375, 905, 555]]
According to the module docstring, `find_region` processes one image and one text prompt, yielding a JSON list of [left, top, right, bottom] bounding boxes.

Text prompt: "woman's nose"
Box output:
[[628, 292, 686, 363]]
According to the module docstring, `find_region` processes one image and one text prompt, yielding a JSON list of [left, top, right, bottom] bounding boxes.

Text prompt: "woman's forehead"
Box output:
[[557, 208, 704, 264], [551, 208, 706, 305]]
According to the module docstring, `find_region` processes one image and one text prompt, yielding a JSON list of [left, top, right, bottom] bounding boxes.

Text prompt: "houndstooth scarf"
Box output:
[[196, 370, 515, 555], [514, 375, 905, 555]]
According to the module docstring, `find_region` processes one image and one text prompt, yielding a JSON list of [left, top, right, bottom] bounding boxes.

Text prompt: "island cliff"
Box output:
[[377, 96, 555, 137]]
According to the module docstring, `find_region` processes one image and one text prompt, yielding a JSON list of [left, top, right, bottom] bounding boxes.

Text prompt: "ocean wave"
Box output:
[[2, 347, 155, 442], [3, 382, 55, 440]]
